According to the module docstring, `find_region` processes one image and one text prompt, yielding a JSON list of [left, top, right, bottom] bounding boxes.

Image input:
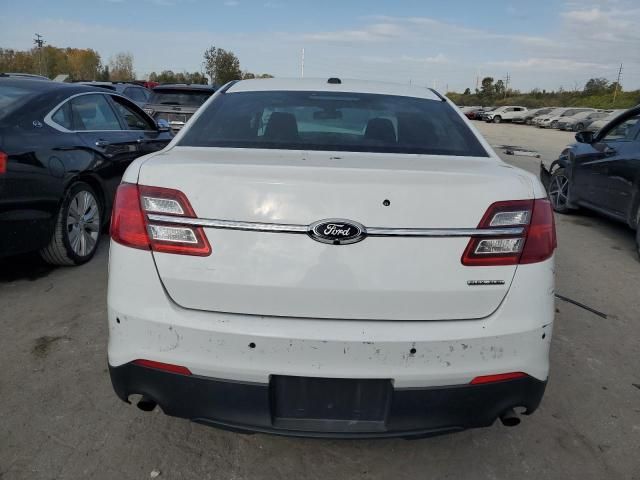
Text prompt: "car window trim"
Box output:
[[106, 94, 158, 132], [45, 91, 159, 133]]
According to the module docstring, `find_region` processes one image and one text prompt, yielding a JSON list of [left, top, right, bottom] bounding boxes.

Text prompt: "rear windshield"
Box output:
[[0, 84, 37, 120], [148, 89, 212, 107], [179, 91, 488, 157]]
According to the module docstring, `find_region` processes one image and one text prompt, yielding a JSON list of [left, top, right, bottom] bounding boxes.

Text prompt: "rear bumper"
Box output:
[[109, 362, 547, 438]]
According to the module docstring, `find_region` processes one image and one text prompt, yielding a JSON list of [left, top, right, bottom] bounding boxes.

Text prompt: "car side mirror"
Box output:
[[156, 119, 170, 132], [575, 131, 594, 144]]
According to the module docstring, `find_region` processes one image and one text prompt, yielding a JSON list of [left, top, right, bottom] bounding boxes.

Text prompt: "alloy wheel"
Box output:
[[549, 174, 570, 210], [66, 190, 100, 257]]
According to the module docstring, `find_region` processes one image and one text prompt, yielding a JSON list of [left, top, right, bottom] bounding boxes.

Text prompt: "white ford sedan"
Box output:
[[107, 78, 556, 438]]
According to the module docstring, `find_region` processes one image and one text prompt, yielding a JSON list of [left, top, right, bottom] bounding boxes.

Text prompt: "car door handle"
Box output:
[[95, 140, 111, 148]]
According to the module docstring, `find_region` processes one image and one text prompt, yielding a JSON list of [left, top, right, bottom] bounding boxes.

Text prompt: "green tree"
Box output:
[[583, 78, 609, 96], [480, 77, 494, 97], [494, 79, 505, 97], [463, 87, 471, 95], [203, 46, 242, 85], [109, 52, 135, 81]]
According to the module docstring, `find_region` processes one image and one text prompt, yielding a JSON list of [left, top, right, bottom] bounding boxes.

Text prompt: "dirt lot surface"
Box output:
[[1, 122, 639, 480]]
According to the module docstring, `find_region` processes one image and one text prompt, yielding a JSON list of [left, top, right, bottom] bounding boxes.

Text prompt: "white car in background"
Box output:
[[484, 105, 528, 123], [586, 110, 627, 132], [537, 108, 594, 128], [107, 78, 556, 438]]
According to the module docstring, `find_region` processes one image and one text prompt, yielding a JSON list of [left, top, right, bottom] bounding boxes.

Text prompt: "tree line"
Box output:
[[449, 76, 639, 109], [1, 43, 271, 85]]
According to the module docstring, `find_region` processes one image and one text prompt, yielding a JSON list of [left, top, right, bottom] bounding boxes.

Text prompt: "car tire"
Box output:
[[548, 168, 574, 214], [575, 123, 584, 131], [40, 182, 102, 266], [635, 209, 640, 261], [493, 116, 502, 124], [551, 120, 558, 128]]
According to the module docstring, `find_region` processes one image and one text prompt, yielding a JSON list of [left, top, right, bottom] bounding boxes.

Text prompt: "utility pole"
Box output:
[[34, 33, 45, 76], [504, 72, 510, 99], [613, 64, 623, 104], [301, 48, 305, 78]]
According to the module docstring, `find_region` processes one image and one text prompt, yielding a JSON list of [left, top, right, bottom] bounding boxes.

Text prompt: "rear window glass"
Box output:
[[0, 85, 37, 120], [148, 89, 212, 107], [180, 91, 488, 157]]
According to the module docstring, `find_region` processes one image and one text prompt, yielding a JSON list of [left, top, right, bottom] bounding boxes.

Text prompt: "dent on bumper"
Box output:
[[109, 362, 547, 439]]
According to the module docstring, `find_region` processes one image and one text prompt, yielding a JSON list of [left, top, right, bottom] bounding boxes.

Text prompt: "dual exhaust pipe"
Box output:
[[500, 408, 521, 427]]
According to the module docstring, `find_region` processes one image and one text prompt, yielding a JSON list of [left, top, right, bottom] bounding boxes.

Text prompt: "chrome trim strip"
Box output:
[[147, 214, 525, 237], [147, 214, 308, 233], [366, 227, 524, 237]]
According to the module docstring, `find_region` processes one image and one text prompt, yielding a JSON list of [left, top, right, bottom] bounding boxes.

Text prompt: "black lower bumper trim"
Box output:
[[109, 363, 546, 439]]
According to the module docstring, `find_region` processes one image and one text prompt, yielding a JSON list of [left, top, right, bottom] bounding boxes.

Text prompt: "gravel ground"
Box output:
[[1, 122, 639, 480]]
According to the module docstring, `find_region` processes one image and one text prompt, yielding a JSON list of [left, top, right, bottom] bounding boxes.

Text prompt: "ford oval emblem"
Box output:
[[308, 219, 366, 245]]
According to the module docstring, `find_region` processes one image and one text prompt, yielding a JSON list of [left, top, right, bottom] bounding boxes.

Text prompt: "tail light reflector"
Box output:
[[0, 151, 7, 174], [462, 199, 556, 266], [133, 359, 192, 376], [470, 372, 528, 384], [110, 183, 211, 256]]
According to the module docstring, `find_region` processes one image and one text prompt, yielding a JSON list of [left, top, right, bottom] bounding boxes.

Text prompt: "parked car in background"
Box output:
[[586, 110, 627, 133], [0, 77, 172, 264], [77, 81, 151, 107], [0, 72, 51, 81], [541, 105, 640, 257], [484, 106, 528, 123], [475, 106, 498, 121], [557, 111, 610, 132], [515, 107, 555, 125], [464, 106, 489, 120], [108, 78, 556, 438], [143, 84, 217, 132], [536, 108, 594, 129]]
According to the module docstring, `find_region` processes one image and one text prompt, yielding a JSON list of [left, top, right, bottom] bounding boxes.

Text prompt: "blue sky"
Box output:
[[1, 0, 638, 91]]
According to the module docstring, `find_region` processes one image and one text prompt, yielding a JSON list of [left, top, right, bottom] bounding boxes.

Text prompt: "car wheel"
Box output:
[[548, 168, 573, 214], [493, 116, 502, 124], [551, 120, 558, 128], [525, 119, 532, 125], [575, 123, 584, 131], [40, 182, 102, 266]]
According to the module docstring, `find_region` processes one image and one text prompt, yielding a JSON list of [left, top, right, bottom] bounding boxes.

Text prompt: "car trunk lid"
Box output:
[[139, 147, 533, 320]]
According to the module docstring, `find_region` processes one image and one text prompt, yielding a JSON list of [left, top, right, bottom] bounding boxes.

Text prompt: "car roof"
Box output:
[[153, 84, 217, 91], [0, 76, 113, 94], [227, 78, 443, 100]]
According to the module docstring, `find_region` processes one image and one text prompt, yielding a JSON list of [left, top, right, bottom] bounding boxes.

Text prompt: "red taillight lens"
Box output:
[[110, 183, 150, 250], [133, 359, 192, 376], [462, 198, 556, 266], [470, 372, 528, 385], [110, 183, 211, 256], [0, 151, 7, 174], [520, 199, 557, 264]]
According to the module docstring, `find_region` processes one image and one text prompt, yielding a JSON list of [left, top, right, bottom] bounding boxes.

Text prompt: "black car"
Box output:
[[77, 81, 151, 107], [143, 84, 217, 132], [541, 105, 640, 257], [0, 78, 172, 264]]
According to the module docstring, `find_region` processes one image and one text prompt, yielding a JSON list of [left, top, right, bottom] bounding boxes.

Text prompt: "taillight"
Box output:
[[0, 151, 7, 174], [462, 199, 556, 266], [110, 183, 211, 256]]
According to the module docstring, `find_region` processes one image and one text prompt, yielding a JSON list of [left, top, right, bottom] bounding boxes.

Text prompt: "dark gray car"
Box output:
[[143, 84, 217, 132]]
